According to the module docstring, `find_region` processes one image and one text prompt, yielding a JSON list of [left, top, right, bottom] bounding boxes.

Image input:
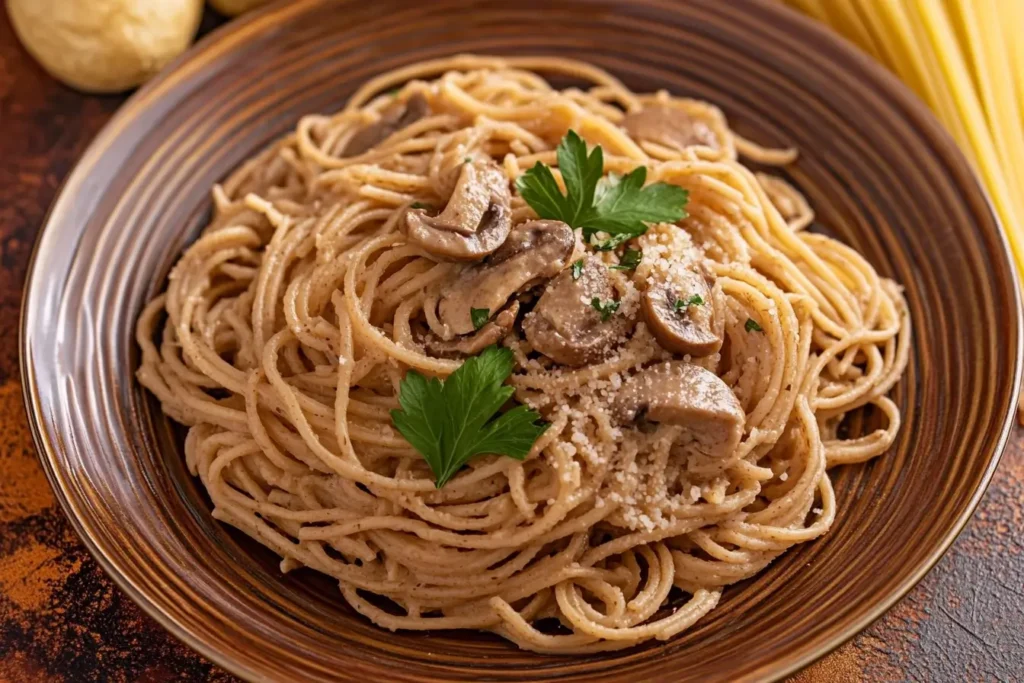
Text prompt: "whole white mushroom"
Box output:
[[209, 0, 273, 16], [7, 0, 204, 93]]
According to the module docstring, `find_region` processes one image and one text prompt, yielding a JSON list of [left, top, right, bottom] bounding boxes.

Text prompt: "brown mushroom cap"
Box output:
[[612, 361, 744, 461], [622, 104, 720, 152], [342, 93, 429, 156], [436, 220, 574, 336], [523, 255, 631, 366], [405, 160, 513, 261], [642, 264, 723, 357]]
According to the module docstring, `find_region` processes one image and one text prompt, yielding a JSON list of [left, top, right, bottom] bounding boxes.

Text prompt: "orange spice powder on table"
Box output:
[[0, 382, 54, 523]]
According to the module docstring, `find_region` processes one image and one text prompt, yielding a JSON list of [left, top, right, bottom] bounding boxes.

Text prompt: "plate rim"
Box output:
[[18, 0, 1023, 680]]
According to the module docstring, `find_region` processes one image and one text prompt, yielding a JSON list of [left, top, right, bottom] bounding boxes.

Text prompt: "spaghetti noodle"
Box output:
[[135, 55, 910, 651]]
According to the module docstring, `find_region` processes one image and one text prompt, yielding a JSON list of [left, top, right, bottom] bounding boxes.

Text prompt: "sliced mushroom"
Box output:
[[622, 104, 720, 152], [405, 160, 512, 261], [612, 361, 744, 461], [436, 220, 574, 336], [643, 263, 723, 357], [342, 93, 429, 156], [523, 255, 631, 366], [426, 302, 519, 357]]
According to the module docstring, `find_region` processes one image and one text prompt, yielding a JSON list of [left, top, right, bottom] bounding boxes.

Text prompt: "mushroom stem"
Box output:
[[405, 160, 513, 262], [434, 220, 574, 337]]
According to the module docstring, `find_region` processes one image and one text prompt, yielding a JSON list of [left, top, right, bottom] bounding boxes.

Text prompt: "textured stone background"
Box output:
[[1, 7, 1021, 682]]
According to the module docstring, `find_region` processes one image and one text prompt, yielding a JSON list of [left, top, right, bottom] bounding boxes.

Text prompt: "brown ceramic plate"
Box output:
[[20, 0, 1022, 680]]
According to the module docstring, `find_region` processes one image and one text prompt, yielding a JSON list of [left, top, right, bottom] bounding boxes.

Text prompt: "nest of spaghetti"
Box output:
[[136, 55, 910, 652]]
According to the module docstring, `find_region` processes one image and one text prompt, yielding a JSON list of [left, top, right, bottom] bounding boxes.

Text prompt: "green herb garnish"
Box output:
[[410, 201, 434, 210], [590, 234, 630, 251], [386, 87, 400, 97], [591, 297, 620, 322], [610, 248, 643, 271], [571, 259, 584, 280], [391, 346, 548, 488], [673, 294, 704, 311], [516, 130, 689, 249], [470, 308, 490, 330], [464, 156, 473, 164], [745, 318, 763, 332]]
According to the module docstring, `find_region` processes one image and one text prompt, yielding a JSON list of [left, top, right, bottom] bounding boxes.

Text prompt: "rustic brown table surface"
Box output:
[[1, 8, 1022, 683]]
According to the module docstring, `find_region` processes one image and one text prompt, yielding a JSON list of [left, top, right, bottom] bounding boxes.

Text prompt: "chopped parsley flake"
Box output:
[[673, 294, 704, 311], [571, 259, 584, 280], [610, 248, 643, 271], [591, 297, 620, 322], [470, 308, 490, 330]]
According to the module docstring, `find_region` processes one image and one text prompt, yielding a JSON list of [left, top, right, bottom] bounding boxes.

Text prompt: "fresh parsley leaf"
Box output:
[[391, 346, 547, 488], [555, 130, 605, 227], [593, 172, 621, 205], [386, 87, 400, 97], [470, 308, 490, 330], [464, 156, 473, 164], [584, 166, 689, 236], [610, 248, 642, 271], [410, 201, 434, 210], [745, 318, 763, 332], [673, 294, 704, 311], [515, 162, 567, 223], [590, 297, 620, 322], [571, 259, 584, 280], [516, 131, 689, 247], [389, 373, 445, 478], [514, 131, 605, 229]]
